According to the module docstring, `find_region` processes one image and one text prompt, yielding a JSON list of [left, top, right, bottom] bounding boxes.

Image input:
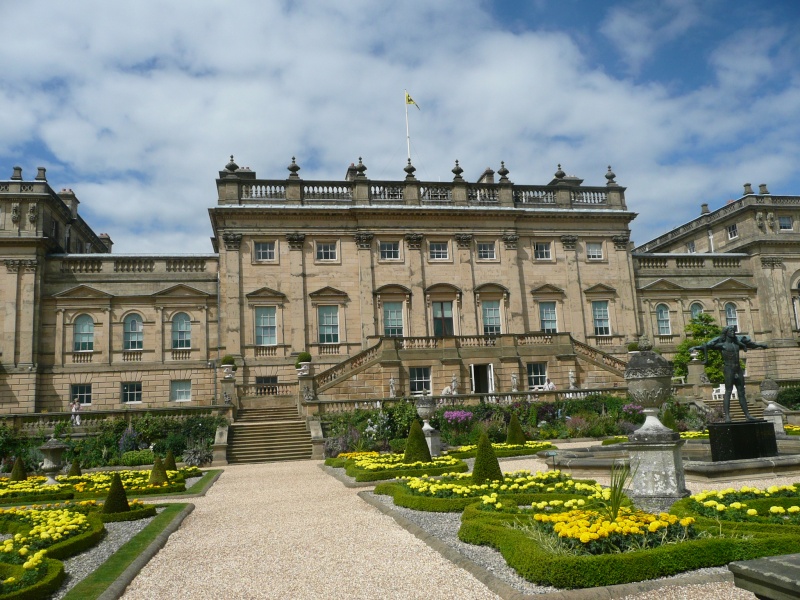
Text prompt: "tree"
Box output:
[[672, 313, 724, 383]]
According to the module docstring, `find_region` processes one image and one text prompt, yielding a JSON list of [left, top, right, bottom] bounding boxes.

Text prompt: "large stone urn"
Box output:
[[761, 378, 786, 438], [414, 392, 440, 457], [39, 436, 68, 485], [624, 337, 689, 512]]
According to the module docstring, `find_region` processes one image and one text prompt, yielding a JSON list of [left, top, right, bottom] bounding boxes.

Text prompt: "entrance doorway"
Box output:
[[469, 364, 495, 394]]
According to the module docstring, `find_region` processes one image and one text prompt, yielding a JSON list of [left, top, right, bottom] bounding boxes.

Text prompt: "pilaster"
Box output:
[[405, 233, 426, 335], [286, 233, 308, 351], [354, 232, 376, 345], [221, 233, 243, 355]]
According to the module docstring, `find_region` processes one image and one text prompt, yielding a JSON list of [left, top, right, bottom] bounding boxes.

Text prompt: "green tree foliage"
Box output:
[[505, 414, 526, 445], [102, 473, 130, 514], [472, 433, 503, 484], [672, 313, 724, 384], [9, 456, 27, 481], [403, 420, 432, 464], [148, 455, 170, 485]]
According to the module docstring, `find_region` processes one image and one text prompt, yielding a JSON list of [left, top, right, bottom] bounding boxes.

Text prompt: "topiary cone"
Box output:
[[472, 432, 503, 485], [9, 456, 27, 482], [102, 472, 130, 514], [148, 455, 169, 485], [403, 420, 432, 464], [506, 414, 526, 446], [67, 459, 82, 477], [163, 450, 177, 472]]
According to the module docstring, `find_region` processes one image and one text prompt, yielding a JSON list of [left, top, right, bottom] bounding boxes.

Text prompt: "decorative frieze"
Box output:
[[761, 257, 784, 269], [28, 202, 37, 223], [501, 233, 519, 249], [560, 234, 578, 250], [353, 232, 374, 249], [4, 259, 36, 273], [222, 232, 242, 250], [404, 233, 423, 250], [11, 203, 19, 224], [285, 233, 306, 250], [454, 233, 473, 248], [612, 234, 630, 250]]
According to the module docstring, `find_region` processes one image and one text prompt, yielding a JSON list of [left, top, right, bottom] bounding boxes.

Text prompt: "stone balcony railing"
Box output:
[[633, 253, 749, 274], [46, 254, 218, 277]]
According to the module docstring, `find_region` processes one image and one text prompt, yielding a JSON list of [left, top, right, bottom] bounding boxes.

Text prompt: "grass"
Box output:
[[61, 503, 190, 600]]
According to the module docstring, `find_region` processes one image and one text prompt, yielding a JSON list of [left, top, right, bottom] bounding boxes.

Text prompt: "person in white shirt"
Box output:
[[544, 378, 556, 391]]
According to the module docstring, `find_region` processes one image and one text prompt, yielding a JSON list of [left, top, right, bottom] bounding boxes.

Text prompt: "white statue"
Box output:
[[303, 385, 314, 402], [451, 373, 458, 395], [389, 376, 396, 398], [569, 370, 577, 389], [510, 373, 518, 392]]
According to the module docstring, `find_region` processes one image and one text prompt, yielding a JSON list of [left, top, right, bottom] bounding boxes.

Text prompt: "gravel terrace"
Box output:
[[115, 444, 799, 599]]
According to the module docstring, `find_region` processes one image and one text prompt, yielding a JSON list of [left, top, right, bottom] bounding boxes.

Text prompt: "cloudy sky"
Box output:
[[2, 0, 799, 253]]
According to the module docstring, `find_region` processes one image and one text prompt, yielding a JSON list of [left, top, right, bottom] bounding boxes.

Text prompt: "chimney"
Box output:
[[11, 166, 22, 180], [701, 203, 710, 214], [344, 163, 357, 181], [58, 189, 80, 220], [759, 183, 770, 195], [477, 168, 495, 184], [743, 183, 753, 195], [36, 167, 47, 181], [98, 233, 113, 252]]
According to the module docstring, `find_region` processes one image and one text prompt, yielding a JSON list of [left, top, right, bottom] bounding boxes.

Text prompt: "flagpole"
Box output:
[[405, 89, 411, 161]]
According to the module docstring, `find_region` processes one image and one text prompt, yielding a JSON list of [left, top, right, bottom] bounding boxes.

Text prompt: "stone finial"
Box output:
[[36, 167, 47, 181], [287, 157, 301, 179], [700, 203, 710, 214], [759, 183, 770, 195], [497, 161, 509, 183], [404, 159, 417, 181], [605, 165, 616, 184], [638, 335, 653, 351], [11, 166, 22, 180], [225, 155, 239, 172], [743, 182, 753, 195], [554, 164, 565, 179], [356, 157, 367, 178], [451, 160, 464, 182]]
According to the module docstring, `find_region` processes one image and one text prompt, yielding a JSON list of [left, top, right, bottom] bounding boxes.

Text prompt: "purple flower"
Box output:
[[444, 410, 474, 424]]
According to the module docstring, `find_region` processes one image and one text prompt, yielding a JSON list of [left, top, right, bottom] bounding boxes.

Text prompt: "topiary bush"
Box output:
[[506, 414, 526, 445], [102, 473, 130, 514], [67, 459, 81, 477], [164, 449, 178, 471], [295, 351, 312, 368], [403, 420, 432, 464], [472, 432, 503, 484], [9, 456, 27, 481], [148, 456, 169, 485]]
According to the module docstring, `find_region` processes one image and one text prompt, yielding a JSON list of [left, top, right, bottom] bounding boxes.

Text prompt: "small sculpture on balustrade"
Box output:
[[510, 373, 518, 392], [451, 374, 458, 395], [389, 376, 396, 398], [303, 385, 315, 402], [568, 370, 577, 389]]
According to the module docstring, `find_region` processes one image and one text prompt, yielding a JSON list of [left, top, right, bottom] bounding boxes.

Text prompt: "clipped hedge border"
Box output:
[[445, 444, 555, 459], [0, 491, 75, 506], [73, 482, 185, 499], [457, 503, 800, 589], [100, 505, 157, 523], [374, 481, 588, 513], [45, 512, 106, 561], [0, 558, 64, 600], [344, 461, 468, 483]]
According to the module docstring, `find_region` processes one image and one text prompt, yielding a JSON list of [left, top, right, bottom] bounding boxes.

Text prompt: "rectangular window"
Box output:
[[383, 302, 404, 337], [255, 306, 277, 346], [122, 382, 142, 403], [477, 242, 496, 260], [586, 242, 603, 260], [409, 367, 431, 394], [170, 380, 192, 401], [592, 300, 610, 336], [686, 241, 696, 253], [527, 363, 547, 389], [316, 241, 337, 261], [379, 241, 400, 260], [71, 384, 92, 405], [429, 242, 449, 260], [779, 216, 793, 231], [482, 300, 501, 335], [727, 224, 738, 239], [432, 301, 454, 336], [539, 302, 557, 333], [318, 306, 339, 344], [255, 241, 276, 261], [256, 376, 278, 396], [534, 242, 551, 260]]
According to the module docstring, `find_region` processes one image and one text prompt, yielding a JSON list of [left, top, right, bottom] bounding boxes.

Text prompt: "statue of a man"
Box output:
[[389, 376, 396, 398], [691, 326, 767, 422]]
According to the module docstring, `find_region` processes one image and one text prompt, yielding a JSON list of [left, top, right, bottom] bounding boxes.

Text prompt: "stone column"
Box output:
[[560, 235, 587, 342], [17, 260, 38, 366], [286, 233, 307, 352], [404, 233, 426, 335], [221, 233, 243, 356], [155, 306, 164, 363], [54, 309, 65, 366], [454, 234, 476, 334], [354, 232, 376, 346]]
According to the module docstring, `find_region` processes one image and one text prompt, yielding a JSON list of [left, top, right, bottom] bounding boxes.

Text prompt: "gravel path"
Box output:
[[116, 444, 798, 599]]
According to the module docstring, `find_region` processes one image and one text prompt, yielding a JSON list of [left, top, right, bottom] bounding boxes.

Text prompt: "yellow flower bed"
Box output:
[[56, 468, 193, 494], [531, 507, 696, 554], [786, 424, 800, 435], [400, 469, 600, 499], [0, 477, 69, 500], [688, 485, 800, 523], [349, 453, 461, 472], [679, 430, 709, 439], [448, 441, 553, 454]]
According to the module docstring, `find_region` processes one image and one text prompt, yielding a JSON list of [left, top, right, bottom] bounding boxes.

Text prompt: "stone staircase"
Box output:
[[701, 396, 765, 421], [227, 406, 313, 464]]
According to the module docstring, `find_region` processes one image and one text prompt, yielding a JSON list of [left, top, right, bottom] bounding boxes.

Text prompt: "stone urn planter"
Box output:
[[624, 337, 676, 442], [39, 436, 68, 485], [414, 392, 440, 456]]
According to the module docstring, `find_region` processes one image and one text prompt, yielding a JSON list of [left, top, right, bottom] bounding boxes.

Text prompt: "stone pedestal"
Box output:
[[212, 424, 229, 466], [708, 420, 778, 462], [221, 378, 237, 407], [422, 423, 441, 457], [627, 424, 689, 513], [729, 552, 800, 600]]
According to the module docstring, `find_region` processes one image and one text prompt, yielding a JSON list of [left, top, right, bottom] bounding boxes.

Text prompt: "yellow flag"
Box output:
[[405, 91, 420, 110]]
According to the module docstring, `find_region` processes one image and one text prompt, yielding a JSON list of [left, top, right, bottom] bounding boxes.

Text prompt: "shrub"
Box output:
[[777, 386, 800, 410], [295, 351, 312, 368], [118, 426, 139, 454], [183, 439, 213, 467], [121, 449, 155, 466], [388, 438, 406, 453], [164, 449, 178, 471], [67, 459, 82, 477], [9, 456, 26, 481], [220, 354, 237, 371], [506, 414, 526, 445], [102, 473, 130, 514], [472, 433, 503, 484], [148, 456, 169, 484], [403, 420, 432, 464]]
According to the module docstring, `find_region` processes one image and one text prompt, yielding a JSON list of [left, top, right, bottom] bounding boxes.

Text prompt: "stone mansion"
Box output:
[[1, 157, 798, 415]]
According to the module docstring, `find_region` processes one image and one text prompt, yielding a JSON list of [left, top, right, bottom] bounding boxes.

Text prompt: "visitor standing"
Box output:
[[544, 378, 556, 391]]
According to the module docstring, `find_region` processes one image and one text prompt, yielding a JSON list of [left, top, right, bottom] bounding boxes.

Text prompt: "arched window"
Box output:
[[656, 304, 671, 335], [171, 313, 191, 349], [690, 302, 704, 320], [725, 302, 738, 329], [73, 314, 94, 352], [123, 314, 143, 350]]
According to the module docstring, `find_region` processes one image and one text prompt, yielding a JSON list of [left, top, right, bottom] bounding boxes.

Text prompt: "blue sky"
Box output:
[[2, 0, 799, 253]]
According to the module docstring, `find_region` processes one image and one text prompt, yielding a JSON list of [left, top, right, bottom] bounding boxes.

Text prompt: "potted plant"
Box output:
[[220, 355, 237, 379], [295, 352, 312, 375]]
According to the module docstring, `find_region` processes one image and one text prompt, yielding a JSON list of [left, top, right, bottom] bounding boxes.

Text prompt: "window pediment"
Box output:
[[474, 283, 508, 295], [638, 279, 687, 292], [375, 284, 411, 296], [246, 287, 286, 301], [309, 286, 349, 300], [709, 278, 756, 292], [583, 283, 617, 295], [425, 283, 462, 295], [530, 284, 565, 296], [153, 284, 210, 298], [52, 285, 113, 299]]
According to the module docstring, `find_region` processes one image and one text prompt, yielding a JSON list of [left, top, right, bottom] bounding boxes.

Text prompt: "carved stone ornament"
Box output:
[[612, 233, 630, 250], [761, 257, 784, 269], [11, 203, 20, 224], [285, 233, 306, 250], [624, 349, 674, 410], [353, 232, 374, 249], [404, 233, 423, 250], [5, 260, 20, 273], [28, 202, 37, 223], [501, 233, 519, 249], [560, 234, 578, 250], [222, 232, 242, 250], [454, 233, 473, 248]]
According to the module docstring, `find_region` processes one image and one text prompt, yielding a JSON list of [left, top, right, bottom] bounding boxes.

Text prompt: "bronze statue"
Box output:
[[691, 326, 767, 422]]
